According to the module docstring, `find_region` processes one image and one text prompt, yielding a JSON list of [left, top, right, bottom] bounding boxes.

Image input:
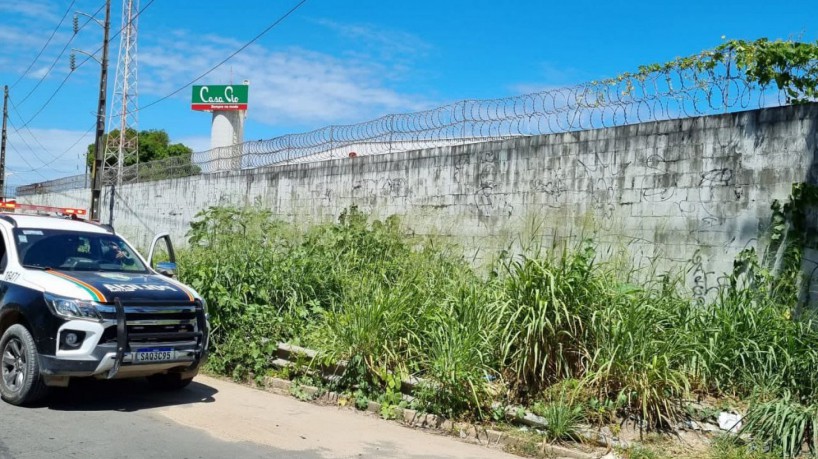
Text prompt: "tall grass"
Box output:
[[323, 277, 420, 373], [585, 282, 696, 429], [741, 393, 818, 458], [415, 283, 503, 417], [180, 205, 818, 456], [498, 244, 600, 393]]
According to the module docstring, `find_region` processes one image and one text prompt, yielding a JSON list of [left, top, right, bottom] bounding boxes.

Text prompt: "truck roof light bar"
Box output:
[[0, 201, 88, 217]]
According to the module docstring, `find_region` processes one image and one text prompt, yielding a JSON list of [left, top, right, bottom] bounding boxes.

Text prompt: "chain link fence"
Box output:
[[16, 174, 89, 196], [17, 54, 796, 196]]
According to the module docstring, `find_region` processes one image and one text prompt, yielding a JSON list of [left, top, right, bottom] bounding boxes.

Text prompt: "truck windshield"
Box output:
[[13, 229, 148, 273]]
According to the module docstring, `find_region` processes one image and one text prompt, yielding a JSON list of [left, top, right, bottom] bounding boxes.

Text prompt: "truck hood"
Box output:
[[22, 269, 197, 303]]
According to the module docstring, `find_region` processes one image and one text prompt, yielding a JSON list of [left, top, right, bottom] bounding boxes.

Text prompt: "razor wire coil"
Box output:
[[17, 57, 800, 196]]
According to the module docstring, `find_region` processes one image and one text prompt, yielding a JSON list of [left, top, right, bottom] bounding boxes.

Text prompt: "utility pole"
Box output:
[[1, 86, 8, 201], [89, 0, 111, 222], [108, 182, 115, 226]]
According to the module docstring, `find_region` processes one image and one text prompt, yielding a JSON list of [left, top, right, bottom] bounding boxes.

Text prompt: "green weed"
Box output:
[[708, 435, 781, 459], [620, 445, 660, 459], [532, 400, 584, 443]]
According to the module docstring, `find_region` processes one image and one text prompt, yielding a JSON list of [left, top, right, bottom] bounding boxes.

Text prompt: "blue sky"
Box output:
[[0, 0, 816, 188]]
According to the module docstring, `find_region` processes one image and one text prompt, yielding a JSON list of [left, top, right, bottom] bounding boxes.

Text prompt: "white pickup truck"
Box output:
[[0, 209, 208, 405]]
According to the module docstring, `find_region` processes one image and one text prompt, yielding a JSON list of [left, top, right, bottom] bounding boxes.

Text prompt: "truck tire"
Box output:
[[0, 324, 48, 405], [146, 373, 193, 391]]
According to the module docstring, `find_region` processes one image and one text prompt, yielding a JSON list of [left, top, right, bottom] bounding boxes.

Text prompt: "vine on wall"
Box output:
[[734, 183, 818, 308]]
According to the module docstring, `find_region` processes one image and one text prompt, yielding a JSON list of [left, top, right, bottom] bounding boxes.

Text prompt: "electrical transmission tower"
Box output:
[[103, 0, 139, 186]]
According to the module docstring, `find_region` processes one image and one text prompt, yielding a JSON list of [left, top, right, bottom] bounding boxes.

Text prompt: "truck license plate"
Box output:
[[134, 348, 173, 363]]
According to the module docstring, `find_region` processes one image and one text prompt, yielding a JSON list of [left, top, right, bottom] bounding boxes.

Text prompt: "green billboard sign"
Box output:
[[191, 85, 249, 111]]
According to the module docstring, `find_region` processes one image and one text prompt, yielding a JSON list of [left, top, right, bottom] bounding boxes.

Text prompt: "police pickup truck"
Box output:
[[0, 204, 208, 405]]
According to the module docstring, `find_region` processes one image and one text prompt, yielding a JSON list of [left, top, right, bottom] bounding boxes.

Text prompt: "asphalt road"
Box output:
[[0, 375, 515, 459]]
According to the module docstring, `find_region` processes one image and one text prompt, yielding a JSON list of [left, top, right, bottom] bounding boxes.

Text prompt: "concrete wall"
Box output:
[[25, 104, 818, 298]]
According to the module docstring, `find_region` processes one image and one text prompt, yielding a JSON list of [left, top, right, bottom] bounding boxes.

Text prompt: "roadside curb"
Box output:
[[259, 375, 595, 459]]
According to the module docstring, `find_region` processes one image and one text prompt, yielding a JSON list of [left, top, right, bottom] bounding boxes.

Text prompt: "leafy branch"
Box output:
[[603, 38, 818, 104]]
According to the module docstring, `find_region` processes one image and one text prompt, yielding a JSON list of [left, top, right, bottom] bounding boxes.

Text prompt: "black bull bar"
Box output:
[[106, 297, 207, 379]]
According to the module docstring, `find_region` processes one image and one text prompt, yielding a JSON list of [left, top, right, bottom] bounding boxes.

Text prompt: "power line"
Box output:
[[17, 0, 156, 129], [11, 0, 77, 89], [8, 99, 93, 176], [18, 67, 77, 129], [8, 95, 93, 175], [6, 117, 50, 167], [54, 124, 97, 169], [4, 121, 91, 184], [16, 1, 105, 106], [8, 97, 58, 166], [5, 141, 49, 181], [137, 0, 308, 113]]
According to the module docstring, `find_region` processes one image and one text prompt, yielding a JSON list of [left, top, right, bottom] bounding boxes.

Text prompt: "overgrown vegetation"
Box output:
[[179, 184, 818, 457], [623, 38, 818, 104]]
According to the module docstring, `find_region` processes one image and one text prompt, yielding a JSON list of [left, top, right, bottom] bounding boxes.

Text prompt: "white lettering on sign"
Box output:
[[199, 86, 238, 104], [103, 283, 178, 293]]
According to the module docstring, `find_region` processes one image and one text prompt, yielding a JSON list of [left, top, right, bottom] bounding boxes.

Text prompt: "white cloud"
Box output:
[[0, 21, 84, 81], [30, 66, 50, 80], [5, 127, 93, 187], [0, 25, 44, 49], [310, 19, 432, 61], [175, 135, 211, 153], [139, 28, 434, 127], [0, 0, 59, 22]]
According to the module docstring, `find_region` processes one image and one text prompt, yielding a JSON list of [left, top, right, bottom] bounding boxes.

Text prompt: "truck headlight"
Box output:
[[201, 298, 209, 318], [44, 293, 104, 321]]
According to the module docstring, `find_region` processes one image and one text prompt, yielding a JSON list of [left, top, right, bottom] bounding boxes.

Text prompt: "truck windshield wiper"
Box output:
[[22, 264, 52, 270]]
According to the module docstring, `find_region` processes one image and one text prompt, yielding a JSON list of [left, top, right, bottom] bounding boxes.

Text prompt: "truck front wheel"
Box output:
[[0, 324, 48, 405]]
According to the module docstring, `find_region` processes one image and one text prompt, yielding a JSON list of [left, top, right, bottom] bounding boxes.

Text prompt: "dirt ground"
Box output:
[[156, 375, 519, 459]]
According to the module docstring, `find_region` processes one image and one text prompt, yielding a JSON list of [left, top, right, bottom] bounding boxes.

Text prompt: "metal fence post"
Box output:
[[388, 115, 394, 155], [329, 126, 334, 158], [461, 100, 467, 145]]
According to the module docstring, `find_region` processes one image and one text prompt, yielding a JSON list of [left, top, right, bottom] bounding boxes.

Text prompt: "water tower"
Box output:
[[191, 82, 249, 171]]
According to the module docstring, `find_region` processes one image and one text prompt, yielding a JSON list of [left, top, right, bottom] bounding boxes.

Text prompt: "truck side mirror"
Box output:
[[156, 261, 177, 278]]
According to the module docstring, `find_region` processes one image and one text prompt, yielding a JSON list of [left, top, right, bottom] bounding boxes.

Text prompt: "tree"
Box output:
[[85, 128, 194, 168], [86, 129, 200, 182]]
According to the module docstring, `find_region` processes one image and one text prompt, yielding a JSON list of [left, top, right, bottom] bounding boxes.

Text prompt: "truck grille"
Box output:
[[99, 302, 202, 344]]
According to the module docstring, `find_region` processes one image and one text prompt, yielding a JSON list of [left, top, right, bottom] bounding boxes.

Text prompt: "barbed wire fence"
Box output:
[[16, 54, 798, 196]]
